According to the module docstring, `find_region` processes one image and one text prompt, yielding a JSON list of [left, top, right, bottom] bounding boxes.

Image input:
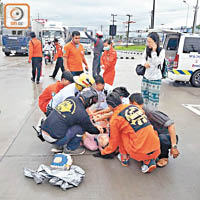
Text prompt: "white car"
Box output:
[[163, 30, 200, 87]]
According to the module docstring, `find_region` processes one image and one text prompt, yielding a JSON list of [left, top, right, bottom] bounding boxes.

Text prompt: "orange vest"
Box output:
[[28, 38, 43, 60], [39, 81, 64, 113], [54, 43, 63, 60], [101, 104, 160, 161]]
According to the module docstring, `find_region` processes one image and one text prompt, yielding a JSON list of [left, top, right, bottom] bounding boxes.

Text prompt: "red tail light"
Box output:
[[173, 54, 179, 69]]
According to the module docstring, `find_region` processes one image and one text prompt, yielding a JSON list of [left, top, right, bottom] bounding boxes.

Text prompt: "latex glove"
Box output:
[[95, 125, 104, 134], [100, 65, 105, 76]]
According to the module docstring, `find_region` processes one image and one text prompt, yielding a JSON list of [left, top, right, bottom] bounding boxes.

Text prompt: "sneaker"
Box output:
[[51, 145, 64, 153], [31, 77, 35, 82], [49, 75, 55, 79], [64, 146, 85, 155], [117, 153, 129, 167], [141, 159, 157, 173], [36, 81, 40, 84]]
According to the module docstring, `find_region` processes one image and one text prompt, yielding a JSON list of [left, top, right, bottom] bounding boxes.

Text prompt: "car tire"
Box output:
[[5, 52, 10, 56], [190, 70, 200, 87]]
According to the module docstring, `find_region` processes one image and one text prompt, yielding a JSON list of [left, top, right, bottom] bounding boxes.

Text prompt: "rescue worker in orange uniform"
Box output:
[[100, 39, 117, 85], [63, 31, 88, 76], [38, 71, 74, 116], [49, 38, 65, 78], [28, 32, 43, 84], [100, 92, 161, 173]]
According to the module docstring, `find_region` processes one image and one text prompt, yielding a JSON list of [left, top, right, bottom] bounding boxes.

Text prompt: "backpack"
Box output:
[[158, 48, 168, 79]]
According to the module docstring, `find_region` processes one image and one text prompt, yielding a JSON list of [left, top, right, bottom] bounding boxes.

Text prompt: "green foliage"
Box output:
[[114, 45, 145, 52]]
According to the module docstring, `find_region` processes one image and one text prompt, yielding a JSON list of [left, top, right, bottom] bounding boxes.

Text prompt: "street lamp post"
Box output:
[[183, 0, 189, 28]]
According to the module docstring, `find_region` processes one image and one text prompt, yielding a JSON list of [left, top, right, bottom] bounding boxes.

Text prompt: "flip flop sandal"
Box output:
[[157, 158, 168, 168]]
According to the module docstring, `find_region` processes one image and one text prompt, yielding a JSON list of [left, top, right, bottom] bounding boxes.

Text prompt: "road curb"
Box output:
[[117, 50, 143, 55], [117, 56, 135, 59]]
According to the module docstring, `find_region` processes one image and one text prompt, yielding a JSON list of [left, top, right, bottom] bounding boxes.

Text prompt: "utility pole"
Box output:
[[111, 14, 117, 25], [110, 14, 117, 39], [100, 25, 103, 32], [151, 0, 155, 29], [192, 0, 199, 33], [125, 14, 134, 47]]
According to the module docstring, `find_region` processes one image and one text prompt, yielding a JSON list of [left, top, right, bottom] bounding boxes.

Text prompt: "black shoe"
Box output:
[[51, 145, 64, 153], [49, 75, 55, 79], [36, 81, 40, 84], [31, 78, 35, 82]]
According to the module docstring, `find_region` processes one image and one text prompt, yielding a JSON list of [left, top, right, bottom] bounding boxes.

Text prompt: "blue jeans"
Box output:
[[54, 125, 84, 150], [71, 71, 83, 76]]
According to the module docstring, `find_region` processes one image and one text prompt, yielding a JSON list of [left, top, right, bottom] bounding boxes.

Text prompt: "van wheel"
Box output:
[[5, 52, 10, 56], [190, 70, 200, 87]]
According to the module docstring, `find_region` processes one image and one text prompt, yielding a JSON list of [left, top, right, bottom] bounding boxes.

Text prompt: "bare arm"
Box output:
[[168, 124, 177, 146], [63, 56, 69, 71]]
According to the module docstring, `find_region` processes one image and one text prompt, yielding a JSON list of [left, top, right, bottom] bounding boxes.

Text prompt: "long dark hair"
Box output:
[[146, 32, 161, 61]]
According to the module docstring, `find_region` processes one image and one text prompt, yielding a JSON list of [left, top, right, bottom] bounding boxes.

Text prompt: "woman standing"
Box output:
[[100, 39, 117, 85], [141, 32, 165, 109]]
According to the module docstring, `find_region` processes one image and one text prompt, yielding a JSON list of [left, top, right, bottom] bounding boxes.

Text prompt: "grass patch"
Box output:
[[115, 45, 145, 52]]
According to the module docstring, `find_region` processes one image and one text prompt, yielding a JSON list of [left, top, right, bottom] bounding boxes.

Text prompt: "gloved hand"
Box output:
[[93, 151, 116, 159], [99, 66, 105, 76], [170, 147, 180, 159]]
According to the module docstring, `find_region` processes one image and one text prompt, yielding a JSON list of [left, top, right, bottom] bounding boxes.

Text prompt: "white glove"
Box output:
[[100, 66, 105, 76]]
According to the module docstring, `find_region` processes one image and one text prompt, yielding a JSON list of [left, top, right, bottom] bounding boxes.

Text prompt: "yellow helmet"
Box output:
[[74, 73, 95, 91]]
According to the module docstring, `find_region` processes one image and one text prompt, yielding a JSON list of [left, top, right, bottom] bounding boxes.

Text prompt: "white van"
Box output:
[[163, 30, 200, 87]]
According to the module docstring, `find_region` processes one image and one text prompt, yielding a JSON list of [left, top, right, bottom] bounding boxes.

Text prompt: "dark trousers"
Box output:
[[54, 125, 84, 150], [52, 57, 64, 78], [159, 134, 179, 159], [92, 53, 101, 77], [71, 71, 83, 76], [32, 57, 42, 82]]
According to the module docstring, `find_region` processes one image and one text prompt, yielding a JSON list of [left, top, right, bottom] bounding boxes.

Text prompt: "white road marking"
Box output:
[[182, 104, 200, 116]]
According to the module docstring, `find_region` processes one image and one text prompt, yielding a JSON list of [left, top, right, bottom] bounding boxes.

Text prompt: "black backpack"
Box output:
[[158, 48, 168, 79]]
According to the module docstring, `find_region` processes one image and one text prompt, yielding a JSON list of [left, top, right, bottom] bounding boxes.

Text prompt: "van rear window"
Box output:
[[183, 37, 200, 53], [167, 38, 179, 51]]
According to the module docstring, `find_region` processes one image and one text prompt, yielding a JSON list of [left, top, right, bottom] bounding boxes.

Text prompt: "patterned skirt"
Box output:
[[141, 77, 162, 109]]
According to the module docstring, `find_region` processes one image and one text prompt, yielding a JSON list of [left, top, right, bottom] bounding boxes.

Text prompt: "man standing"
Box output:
[[63, 31, 88, 76], [49, 39, 65, 78], [28, 32, 43, 84], [84, 30, 104, 77]]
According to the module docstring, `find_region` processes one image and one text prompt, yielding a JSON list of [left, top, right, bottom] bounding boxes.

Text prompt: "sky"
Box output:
[[2, 0, 199, 33]]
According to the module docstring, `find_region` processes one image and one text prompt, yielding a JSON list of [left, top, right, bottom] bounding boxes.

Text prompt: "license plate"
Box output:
[[11, 50, 16, 54], [8, 37, 17, 40]]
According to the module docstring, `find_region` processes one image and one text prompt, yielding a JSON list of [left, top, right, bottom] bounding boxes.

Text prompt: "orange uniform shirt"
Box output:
[[38, 81, 64, 113], [54, 43, 63, 60], [63, 41, 84, 72], [101, 104, 160, 161], [101, 47, 117, 85], [28, 38, 43, 60]]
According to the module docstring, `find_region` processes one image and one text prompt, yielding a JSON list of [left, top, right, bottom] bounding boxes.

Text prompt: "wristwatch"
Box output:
[[172, 144, 178, 149]]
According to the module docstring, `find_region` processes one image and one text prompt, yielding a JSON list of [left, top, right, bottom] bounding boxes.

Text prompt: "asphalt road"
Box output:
[[0, 50, 200, 200]]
